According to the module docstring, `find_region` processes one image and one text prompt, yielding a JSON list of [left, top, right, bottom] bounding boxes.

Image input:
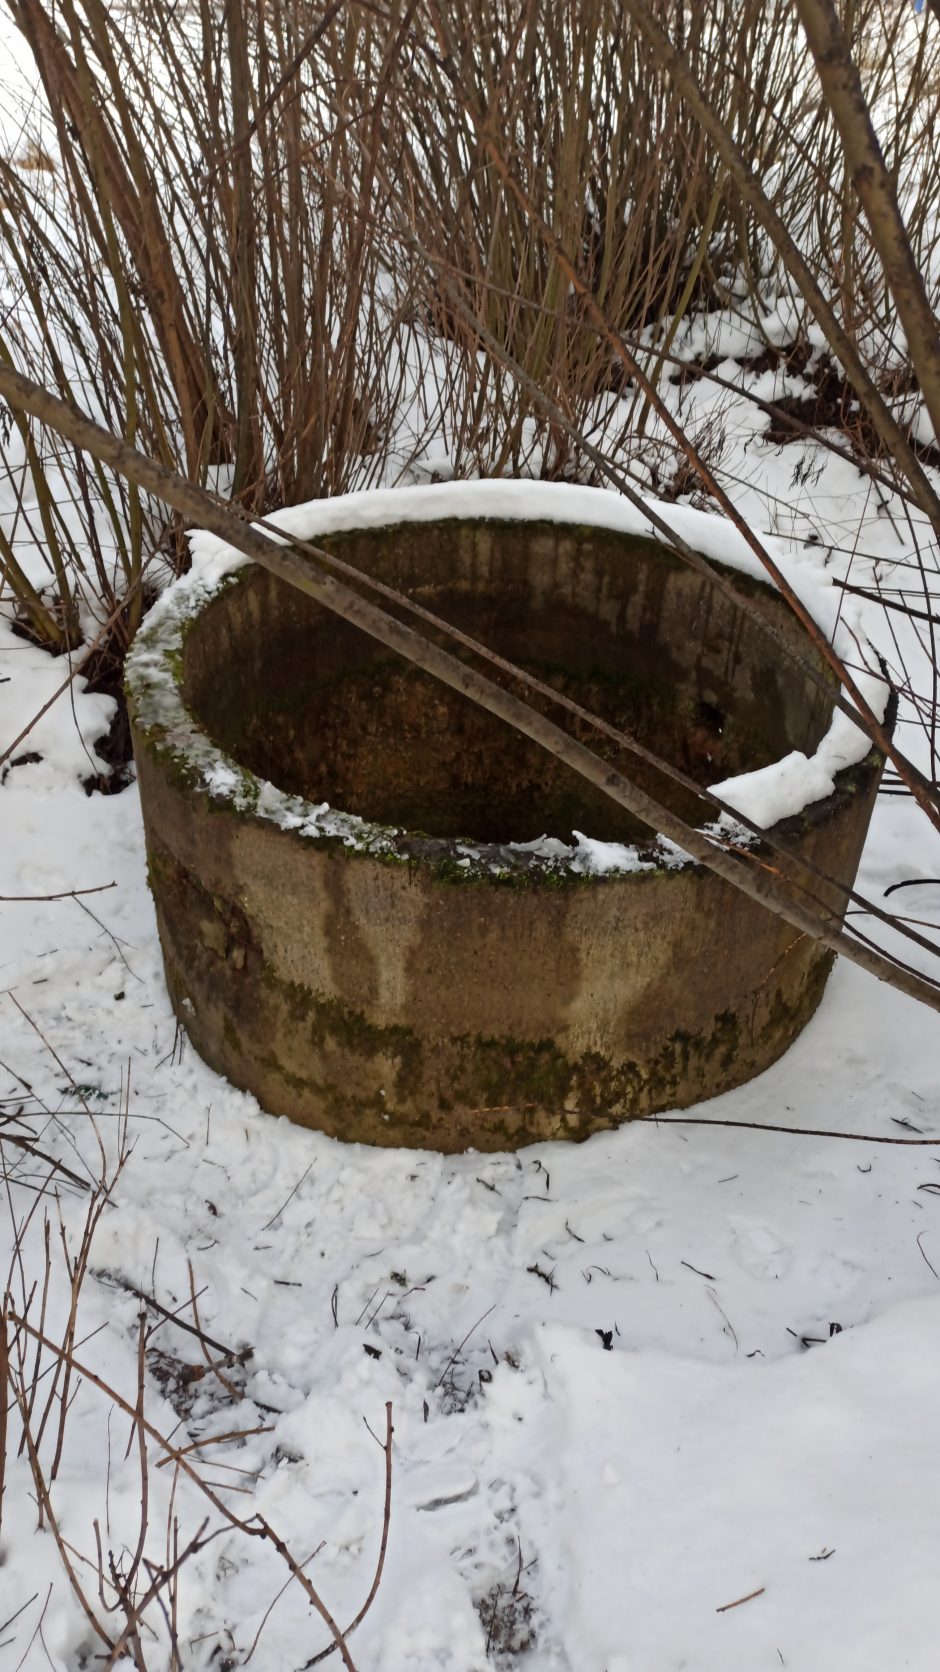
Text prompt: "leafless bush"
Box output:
[[1, 1073, 393, 1671], [4, 0, 939, 647], [476, 1542, 536, 1666], [0, 0, 437, 655]]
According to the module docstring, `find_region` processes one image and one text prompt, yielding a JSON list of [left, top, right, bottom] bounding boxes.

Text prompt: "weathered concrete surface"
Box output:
[[128, 519, 886, 1151]]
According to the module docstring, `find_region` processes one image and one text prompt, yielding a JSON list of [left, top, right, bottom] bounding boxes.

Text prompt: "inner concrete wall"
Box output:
[[183, 520, 836, 847]]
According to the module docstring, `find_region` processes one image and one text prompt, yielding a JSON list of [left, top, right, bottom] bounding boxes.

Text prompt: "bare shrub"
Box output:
[[1, 1078, 394, 1670]]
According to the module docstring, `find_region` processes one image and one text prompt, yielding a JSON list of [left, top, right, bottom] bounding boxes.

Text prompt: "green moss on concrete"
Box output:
[[258, 1050, 319, 1097], [766, 946, 834, 1036], [253, 966, 754, 1132], [308, 992, 419, 1064], [260, 969, 424, 1098], [459, 1032, 576, 1109], [426, 852, 592, 890]]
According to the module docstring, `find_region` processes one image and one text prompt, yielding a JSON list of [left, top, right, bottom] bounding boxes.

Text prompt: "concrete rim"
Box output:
[[126, 502, 884, 889]]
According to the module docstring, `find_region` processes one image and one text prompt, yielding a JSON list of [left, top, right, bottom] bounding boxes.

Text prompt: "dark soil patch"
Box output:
[[9, 612, 80, 654], [477, 1556, 537, 1665], [737, 340, 815, 381], [763, 351, 940, 472], [80, 589, 158, 795], [670, 338, 940, 472], [81, 635, 136, 796], [665, 351, 726, 394], [760, 348, 864, 445], [1, 750, 42, 785]]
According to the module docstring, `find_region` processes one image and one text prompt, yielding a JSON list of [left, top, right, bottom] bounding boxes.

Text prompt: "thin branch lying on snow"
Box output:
[[96, 1272, 252, 1367], [916, 1232, 939, 1280], [0, 882, 116, 901], [303, 1402, 394, 1668], [260, 1161, 315, 1232], [637, 1115, 940, 1145], [435, 1305, 497, 1392], [0, 1126, 88, 1190], [716, 1585, 766, 1613]]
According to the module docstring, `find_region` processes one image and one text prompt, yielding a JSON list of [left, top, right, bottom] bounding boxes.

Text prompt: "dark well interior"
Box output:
[[182, 519, 837, 846]]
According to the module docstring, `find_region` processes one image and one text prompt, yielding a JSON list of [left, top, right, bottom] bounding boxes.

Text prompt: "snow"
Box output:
[[189, 473, 838, 602], [0, 618, 115, 786], [710, 748, 837, 829], [537, 1298, 940, 1670], [567, 830, 673, 874], [508, 831, 681, 875]]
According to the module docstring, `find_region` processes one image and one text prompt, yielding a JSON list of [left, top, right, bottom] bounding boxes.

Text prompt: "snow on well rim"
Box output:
[[127, 480, 890, 880]]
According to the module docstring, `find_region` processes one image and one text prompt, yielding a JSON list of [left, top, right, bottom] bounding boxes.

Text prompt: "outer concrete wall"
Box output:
[[129, 520, 885, 1151]]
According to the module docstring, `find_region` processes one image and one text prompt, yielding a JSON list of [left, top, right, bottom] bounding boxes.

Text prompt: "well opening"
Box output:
[[182, 519, 836, 848]]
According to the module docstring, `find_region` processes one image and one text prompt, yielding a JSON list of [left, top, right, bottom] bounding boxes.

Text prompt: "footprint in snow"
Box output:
[[729, 1216, 793, 1281], [621, 1198, 663, 1236]]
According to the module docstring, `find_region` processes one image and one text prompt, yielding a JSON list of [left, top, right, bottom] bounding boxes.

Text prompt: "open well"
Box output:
[[127, 514, 886, 1151]]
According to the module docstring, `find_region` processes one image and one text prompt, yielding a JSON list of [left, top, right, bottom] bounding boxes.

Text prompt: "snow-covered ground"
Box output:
[[2, 19, 940, 1654], [2, 436, 940, 1670]]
